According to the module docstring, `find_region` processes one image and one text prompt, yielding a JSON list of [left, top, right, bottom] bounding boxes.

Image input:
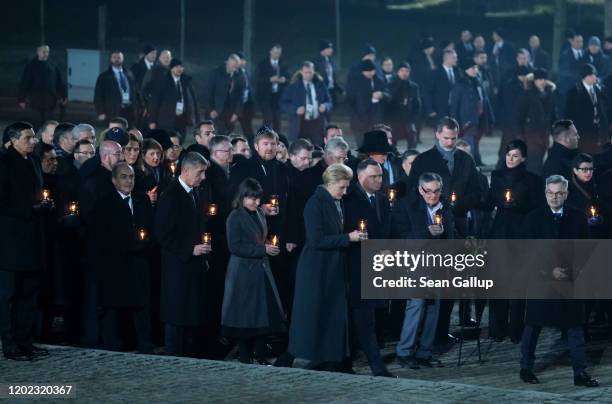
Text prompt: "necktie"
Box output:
[[176, 80, 183, 100], [447, 68, 454, 85], [553, 212, 562, 219], [589, 87, 597, 105], [124, 196, 132, 214], [189, 189, 197, 207], [306, 82, 313, 106], [119, 70, 128, 92], [369, 195, 376, 208]]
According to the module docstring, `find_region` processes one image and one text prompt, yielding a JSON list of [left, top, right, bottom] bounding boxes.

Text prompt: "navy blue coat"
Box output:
[[280, 74, 332, 140], [558, 48, 583, 95], [450, 75, 494, 132], [390, 195, 455, 240]]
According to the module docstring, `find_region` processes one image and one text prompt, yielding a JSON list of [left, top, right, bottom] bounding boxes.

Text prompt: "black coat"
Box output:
[[497, 76, 525, 130], [203, 65, 243, 115], [18, 58, 66, 110], [426, 67, 458, 116], [313, 54, 342, 95], [450, 75, 494, 132], [289, 185, 351, 362], [280, 74, 332, 139], [387, 77, 421, 123], [344, 184, 391, 308], [155, 179, 208, 327], [149, 72, 200, 130], [391, 195, 455, 240], [345, 73, 389, 132], [141, 64, 169, 105], [542, 142, 579, 179], [131, 58, 154, 90], [93, 66, 141, 117], [565, 82, 609, 154], [222, 207, 284, 329], [529, 48, 551, 71], [0, 147, 44, 271], [409, 51, 436, 88], [92, 191, 153, 307], [582, 51, 612, 79], [486, 164, 544, 238], [523, 205, 589, 328], [285, 163, 320, 246], [558, 48, 583, 95], [254, 58, 290, 104], [408, 146, 483, 218], [516, 82, 556, 149]]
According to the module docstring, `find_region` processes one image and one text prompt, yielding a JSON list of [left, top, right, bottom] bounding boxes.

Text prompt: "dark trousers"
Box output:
[[521, 324, 586, 375], [101, 307, 153, 353], [165, 324, 201, 357], [298, 116, 325, 146], [261, 93, 282, 132], [0, 270, 39, 354], [81, 268, 101, 348], [435, 299, 454, 342], [213, 110, 237, 136], [237, 337, 267, 364], [350, 306, 387, 375], [239, 101, 255, 140], [391, 120, 417, 149], [489, 299, 525, 341]]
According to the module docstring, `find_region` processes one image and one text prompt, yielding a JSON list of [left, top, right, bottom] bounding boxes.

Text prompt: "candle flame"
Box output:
[[138, 229, 146, 241], [42, 189, 50, 200], [359, 219, 367, 232], [505, 190, 512, 202], [202, 233, 211, 244], [451, 192, 456, 202], [69, 201, 78, 214], [271, 235, 278, 247], [170, 162, 176, 175], [388, 188, 396, 202], [434, 214, 442, 225], [591, 206, 597, 217], [208, 204, 217, 215]]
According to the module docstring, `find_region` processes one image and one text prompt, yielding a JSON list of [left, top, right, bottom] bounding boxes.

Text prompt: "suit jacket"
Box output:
[[558, 48, 584, 94], [18, 58, 67, 109], [529, 47, 551, 71], [490, 41, 516, 86], [149, 72, 200, 129], [345, 73, 389, 130], [203, 65, 243, 115], [93, 66, 141, 116], [254, 58, 290, 104], [131, 58, 154, 90], [565, 82, 609, 154], [450, 75, 494, 131], [155, 179, 208, 327], [313, 54, 342, 94], [280, 74, 332, 139], [426, 66, 458, 116], [0, 147, 44, 271]]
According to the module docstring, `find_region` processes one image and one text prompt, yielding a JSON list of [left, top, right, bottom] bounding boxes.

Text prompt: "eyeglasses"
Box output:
[[421, 186, 441, 195], [76, 151, 96, 156], [545, 191, 567, 198], [576, 167, 594, 172], [171, 145, 182, 150], [215, 149, 232, 154]]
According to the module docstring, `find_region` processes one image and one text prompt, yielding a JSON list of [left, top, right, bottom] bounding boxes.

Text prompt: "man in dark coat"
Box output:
[[313, 40, 342, 120], [496, 66, 529, 168], [204, 54, 243, 136], [94, 51, 141, 127], [280, 61, 332, 144], [141, 49, 172, 116], [391, 172, 455, 368], [528, 35, 551, 71], [519, 175, 598, 387], [558, 34, 584, 103], [18, 45, 67, 129], [581, 36, 611, 80], [451, 59, 495, 166], [345, 60, 390, 146], [490, 29, 516, 91], [155, 152, 210, 357], [344, 160, 394, 377], [254, 44, 289, 132], [456, 30, 474, 65], [407, 117, 482, 344], [565, 64, 608, 155], [92, 162, 153, 353], [357, 128, 400, 190], [0, 122, 48, 360], [387, 62, 421, 149], [149, 59, 199, 136], [425, 49, 458, 120], [235, 52, 255, 140], [131, 45, 157, 90], [543, 120, 581, 179]]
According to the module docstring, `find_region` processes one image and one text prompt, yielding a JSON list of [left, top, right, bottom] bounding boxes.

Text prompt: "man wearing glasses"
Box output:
[[74, 140, 96, 168], [520, 175, 598, 387]]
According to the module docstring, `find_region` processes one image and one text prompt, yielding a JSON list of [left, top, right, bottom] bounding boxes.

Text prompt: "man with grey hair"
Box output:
[[520, 174, 597, 387], [155, 152, 211, 357], [73, 123, 96, 146], [391, 171, 454, 369]]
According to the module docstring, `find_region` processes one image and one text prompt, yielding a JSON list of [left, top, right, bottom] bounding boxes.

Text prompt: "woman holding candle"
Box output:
[[222, 178, 285, 365], [486, 139, 544, 343], [567, 154, 606, 237], [136, 138, 169, 204], [288, 164, 363, 372]]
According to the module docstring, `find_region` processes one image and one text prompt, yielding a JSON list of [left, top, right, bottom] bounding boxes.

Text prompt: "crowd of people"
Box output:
[[4, 27, 612, 388]]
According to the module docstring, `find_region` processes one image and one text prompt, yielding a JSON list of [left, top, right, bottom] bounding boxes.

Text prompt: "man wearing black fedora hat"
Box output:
[[356, 129, 397, 189], [314, 40, 342, 120], [565, 63, 608, 155]]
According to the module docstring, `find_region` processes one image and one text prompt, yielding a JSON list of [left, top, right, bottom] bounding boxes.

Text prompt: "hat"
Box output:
[[360, 59, 377, 72], [362, 43, 377, 57], [236, 51, 246, 60], [460, 58, 477, 71], [516, 66, 531, 77], [397, 61, 411, 70], [357, 130, 394, 154], [533, 68, 548, 80], [582, 63, 597, 78], [148, 128, 173, 151], [105, 127, 129, 146], [589, 36, 601, 47], [277, 133, 289, 149], [143, 44, 156, 55], [319, 40, 333, 51], [169, 58, 183, 69], [420, 38, 435, 50]]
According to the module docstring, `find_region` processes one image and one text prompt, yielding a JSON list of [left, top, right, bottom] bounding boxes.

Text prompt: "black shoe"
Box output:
[[417, 357, 444, 368], [21, 345, 49, 357], [520, 368, 540, 384], [459, 319, 479, 328], [374, 370, 397, 378], [4, 350, 33, 361], [574, 371, 599, 387], [273, 352, 294, 368], [255, 358, 273, 366], [436, 334, 458, 345], [397, 355, 420, 369]]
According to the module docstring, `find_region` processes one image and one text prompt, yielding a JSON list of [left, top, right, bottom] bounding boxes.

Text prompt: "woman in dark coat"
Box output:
[[566, 153, 606, 238], [221, 178, 285, 364], [486, 139, 544, 342], [288, 163, 363, 370]]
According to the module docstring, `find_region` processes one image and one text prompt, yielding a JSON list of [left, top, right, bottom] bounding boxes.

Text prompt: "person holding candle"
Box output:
[[91, 162, 154, 353], [136, 138, 168, 205], [567, 153, 606, 236], [155, 152, 210, 357], [486, 139, 544, 343], [288, 164, 362, 372], [0, 122, 49, 360], [343, 159, 394, 377], [391, 172, 455, 369], [222, 178, 285, 365]]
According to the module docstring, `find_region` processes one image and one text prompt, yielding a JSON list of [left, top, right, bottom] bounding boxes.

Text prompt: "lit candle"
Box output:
[[68, 201, 78, 215], [450, 192, 457, 204], [138, 228, 147, 241], [270, 235, 279, 247], [169, 162, 177, 176], [42, 189, 50, 201], [590, 206, 598, 218], [207, 204, 218, 216], [202, 232, 212, 245], [269, 195, 279, 214], [387, 188, 396, 203], [434, 213, 443, 226], [504, 189, 512, 203], [358, 219, 368, 232]]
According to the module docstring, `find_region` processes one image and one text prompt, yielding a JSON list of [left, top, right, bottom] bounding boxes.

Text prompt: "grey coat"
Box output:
[[221, 207, 283, 329]]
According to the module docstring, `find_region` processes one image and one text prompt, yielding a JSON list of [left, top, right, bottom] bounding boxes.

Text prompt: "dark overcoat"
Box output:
[[289, 185, 351, 362]]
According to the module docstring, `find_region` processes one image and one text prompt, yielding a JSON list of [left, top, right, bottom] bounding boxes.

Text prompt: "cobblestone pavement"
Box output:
[[2, 323, 612, 404]]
